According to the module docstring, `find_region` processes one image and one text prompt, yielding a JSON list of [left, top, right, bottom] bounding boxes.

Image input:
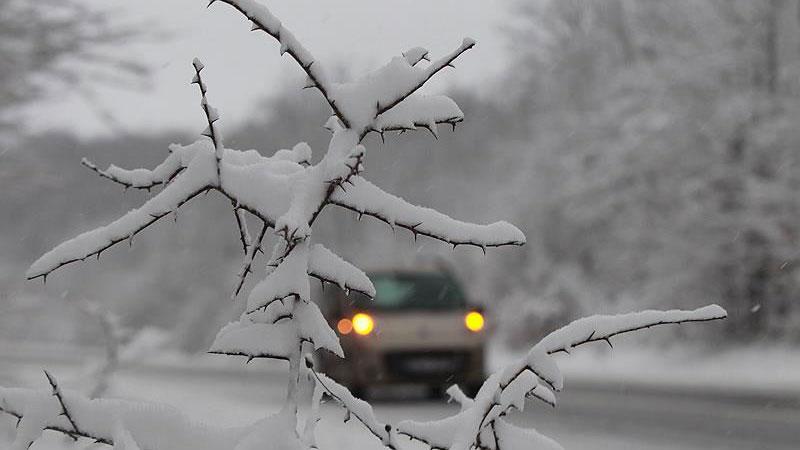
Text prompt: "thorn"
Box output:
[[604, 338, 613, 349]]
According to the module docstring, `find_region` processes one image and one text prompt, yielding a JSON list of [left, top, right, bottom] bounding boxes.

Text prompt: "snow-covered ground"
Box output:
[[1, 341, 798, 449], [493, 341, 800, 398]]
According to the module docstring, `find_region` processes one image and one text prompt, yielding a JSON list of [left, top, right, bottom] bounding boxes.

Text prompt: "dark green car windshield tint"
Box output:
[[355, 272, 466, 311]]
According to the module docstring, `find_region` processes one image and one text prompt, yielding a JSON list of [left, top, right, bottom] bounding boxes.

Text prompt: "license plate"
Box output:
[[402, 356, 459, 373]]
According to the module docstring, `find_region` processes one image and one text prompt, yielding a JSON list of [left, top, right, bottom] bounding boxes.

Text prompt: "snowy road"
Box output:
[[2, 358, 798, 449]]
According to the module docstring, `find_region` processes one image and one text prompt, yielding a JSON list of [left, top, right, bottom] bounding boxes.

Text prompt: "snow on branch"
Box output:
[[327, 38, 475, 134], [371, 37, 475, 119], [537, 305, 728, 355], [412, 305, 729, 450], [311, 371, 400, 449], [80, 151, 184, 191], [371, 94, 464, 139], [212, 0, 350, 128], [245, 242, 311, 314], [211, 299, 342, 361], [330, 176, 526, 250], [26, 144, 219, 281], [0, 384, 239, 450], [308, 243, 375, 298]]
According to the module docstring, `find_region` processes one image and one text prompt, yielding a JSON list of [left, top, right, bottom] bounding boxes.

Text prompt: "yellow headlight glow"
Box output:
[[465, 311, 485, 332], [352, 313, 375, 336]]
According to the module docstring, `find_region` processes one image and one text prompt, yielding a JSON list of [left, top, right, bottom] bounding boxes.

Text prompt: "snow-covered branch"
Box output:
[[80, 152, 185, 191], [13, 3, 731, 450], [371, 94, 464, 139], [310, 370, 401, 449], [372, 38, 475, 120], [0, 383, 242, 450], [330, 176, 526, 250], [307, 244, 375, 298], [403, 305, 728, 450], [212, 0, 350, 128], [538, 305, 728, 355], [26, 144, 217, 281]]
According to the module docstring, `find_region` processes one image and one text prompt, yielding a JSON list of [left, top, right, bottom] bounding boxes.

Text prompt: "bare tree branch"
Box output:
[[232, 203, 252, 254], [232, 221, 269, 298], [192, 58, 223, 181], [43, 371, 80, 441]]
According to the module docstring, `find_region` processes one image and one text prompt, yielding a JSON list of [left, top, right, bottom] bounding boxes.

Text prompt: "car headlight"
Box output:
[[352, 313, 375, 335], [464, 311, 485, 332]]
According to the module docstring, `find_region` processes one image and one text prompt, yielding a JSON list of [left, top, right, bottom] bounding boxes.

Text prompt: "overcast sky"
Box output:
[[27, 0, 515, 138]]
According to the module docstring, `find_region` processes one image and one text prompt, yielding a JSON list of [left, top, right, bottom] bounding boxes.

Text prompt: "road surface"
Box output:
[[1, 357, 798, 449]]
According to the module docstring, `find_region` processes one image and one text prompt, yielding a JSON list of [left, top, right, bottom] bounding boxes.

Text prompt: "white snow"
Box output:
[[331, 176, 526, 248], [307, 244, 375, 297], [0, 385, 241, 450], [246, 242, 311, 313], [213, 300, 342, 360], [27, 141, 219, 280], [536, 305, 728, 355], [373, 94, 463, 136]]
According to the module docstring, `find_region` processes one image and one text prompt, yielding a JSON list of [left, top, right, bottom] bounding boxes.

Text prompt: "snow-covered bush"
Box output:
[[1, 1, 727, 449]]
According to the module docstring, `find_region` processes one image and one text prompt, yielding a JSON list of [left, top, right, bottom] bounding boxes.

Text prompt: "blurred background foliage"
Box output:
[[2, 0, 800, 351]]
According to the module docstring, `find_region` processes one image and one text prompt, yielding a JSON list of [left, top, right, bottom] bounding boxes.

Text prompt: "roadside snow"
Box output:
[[489, 340, 800, 398]]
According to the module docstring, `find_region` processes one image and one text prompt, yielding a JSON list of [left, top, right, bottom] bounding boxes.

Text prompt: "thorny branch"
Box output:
[[0, 400, 114, 448], [232, 220, 269, 297], [212, 0, 351, 128], [192, 58, 223, 180], [373, 38, 476, 121], [465, 309, 729, 449], [80, 156, 184, 192], [43, 371, 80, 440], [232, 202, 252, 255]]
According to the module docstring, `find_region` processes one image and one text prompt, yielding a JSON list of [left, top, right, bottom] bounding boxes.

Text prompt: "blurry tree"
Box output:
[[0, 0, 145, 133], [500, 0, 800, 344]]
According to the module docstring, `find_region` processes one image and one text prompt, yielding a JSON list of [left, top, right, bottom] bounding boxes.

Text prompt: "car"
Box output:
[[317, 267, 486, 399]]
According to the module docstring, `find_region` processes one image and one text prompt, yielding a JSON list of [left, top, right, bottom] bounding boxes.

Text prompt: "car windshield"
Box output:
[[355, 272, 467, 311]]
